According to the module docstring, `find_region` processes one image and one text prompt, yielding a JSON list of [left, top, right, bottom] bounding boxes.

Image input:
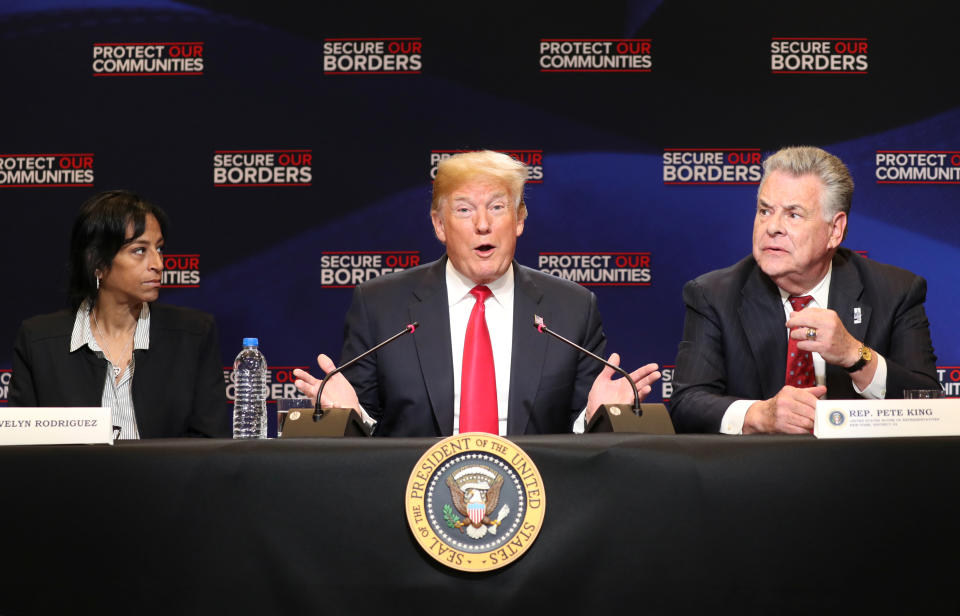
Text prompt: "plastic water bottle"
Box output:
[[233, 337, 267, 439]]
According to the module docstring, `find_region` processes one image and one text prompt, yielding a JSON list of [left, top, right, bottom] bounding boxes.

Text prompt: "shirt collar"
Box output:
[[445, 259, 515, 307], [778, 262, 832, 308], [70, 300, 152, 353]]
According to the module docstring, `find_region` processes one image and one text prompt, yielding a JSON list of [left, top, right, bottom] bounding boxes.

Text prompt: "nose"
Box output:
[[765, 210, 785, 236], [474, 208, 491, 233], [149, 248, 163, 272]]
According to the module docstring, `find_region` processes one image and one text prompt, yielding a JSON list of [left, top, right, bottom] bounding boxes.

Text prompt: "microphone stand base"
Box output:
[[586, 403, 675, 435], [280, 408, 372, 438]]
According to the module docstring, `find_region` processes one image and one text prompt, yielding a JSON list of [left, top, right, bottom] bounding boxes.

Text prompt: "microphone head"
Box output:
[[533, 314, 545, 333]]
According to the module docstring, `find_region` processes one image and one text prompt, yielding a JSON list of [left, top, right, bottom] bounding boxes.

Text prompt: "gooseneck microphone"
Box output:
[[314, 322, 419, 418], [533, 315, 641, 416]]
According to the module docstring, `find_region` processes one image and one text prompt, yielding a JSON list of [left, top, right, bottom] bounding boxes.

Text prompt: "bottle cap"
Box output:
[[242, 337, 259, 346]]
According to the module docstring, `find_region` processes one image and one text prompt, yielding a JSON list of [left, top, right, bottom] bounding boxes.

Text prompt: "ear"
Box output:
[[515, 215, 524, 238], [827, 211, 847, 249], [431, 210, 446, 244]]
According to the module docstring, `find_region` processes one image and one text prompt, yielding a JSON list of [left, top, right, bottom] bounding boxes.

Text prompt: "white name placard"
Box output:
[[815, 399, 960, 438], [0, 407, 114, 446]]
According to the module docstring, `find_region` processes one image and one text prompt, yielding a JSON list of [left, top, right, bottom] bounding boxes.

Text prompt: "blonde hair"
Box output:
[[431, 150, 528, 220]]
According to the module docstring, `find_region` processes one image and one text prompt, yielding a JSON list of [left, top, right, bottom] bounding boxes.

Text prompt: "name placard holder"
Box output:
[[815, 399, 960, 438], [0, 408, 114, 446]]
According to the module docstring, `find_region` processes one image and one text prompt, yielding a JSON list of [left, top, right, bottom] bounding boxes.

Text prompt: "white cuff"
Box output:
[[573, 407, 587, 434], [720, 399, 755, 435], [852, 353, 888, 399], [355, 403, 378, 432]]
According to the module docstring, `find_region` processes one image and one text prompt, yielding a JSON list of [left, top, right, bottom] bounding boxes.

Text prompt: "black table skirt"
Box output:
[[2, 434, 958, 614]]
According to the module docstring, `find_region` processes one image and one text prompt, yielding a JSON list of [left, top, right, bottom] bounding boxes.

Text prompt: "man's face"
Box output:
[[752, 170, 846, 294], [431, 177, 524, 285]]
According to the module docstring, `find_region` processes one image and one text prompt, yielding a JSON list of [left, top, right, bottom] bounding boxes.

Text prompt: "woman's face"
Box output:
[[98, 214, 164, 305]]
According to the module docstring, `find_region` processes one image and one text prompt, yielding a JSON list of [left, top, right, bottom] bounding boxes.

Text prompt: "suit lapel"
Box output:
[[130, 307, 161, 438], [826, 251, 868, 395], [739, 265, 789, 398], [507, 263, 547, 435], [409, 259, 456, 435], [78, 349, 109, 406], [131, 347, 156, 437]]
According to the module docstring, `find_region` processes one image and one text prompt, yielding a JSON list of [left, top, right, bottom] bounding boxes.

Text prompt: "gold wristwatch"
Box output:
[[845, 345, 873, 373]]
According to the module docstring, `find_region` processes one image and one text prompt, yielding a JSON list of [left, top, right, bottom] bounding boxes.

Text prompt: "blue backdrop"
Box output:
[[2, 0, 958, 410]]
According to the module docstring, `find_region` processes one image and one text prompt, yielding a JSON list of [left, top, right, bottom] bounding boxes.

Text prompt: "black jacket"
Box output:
[[340, 257, 605, 436], [10, 303, 229, 438]]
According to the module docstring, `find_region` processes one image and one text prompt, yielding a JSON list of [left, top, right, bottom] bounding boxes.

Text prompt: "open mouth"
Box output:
[[475, 244, 495, 256]]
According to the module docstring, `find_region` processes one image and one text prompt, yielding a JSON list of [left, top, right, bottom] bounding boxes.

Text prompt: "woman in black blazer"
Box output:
[[10, 190, 228, 438]]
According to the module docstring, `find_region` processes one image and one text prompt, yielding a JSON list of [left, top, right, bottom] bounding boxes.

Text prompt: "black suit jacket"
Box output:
[[10, 303, 229, 438], [340, 257, 605, 436], [670, 248, 939, 433]]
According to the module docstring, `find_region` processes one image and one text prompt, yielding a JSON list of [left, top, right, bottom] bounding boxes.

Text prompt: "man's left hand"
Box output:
[[585, 354, 661, 422], [787, 307, 860, 368]]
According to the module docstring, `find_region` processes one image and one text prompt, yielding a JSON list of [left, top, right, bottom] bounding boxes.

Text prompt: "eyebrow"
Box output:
[[757, 198, 806, 212], [453, 191, 507, 203], [124, 236, 164, 245]]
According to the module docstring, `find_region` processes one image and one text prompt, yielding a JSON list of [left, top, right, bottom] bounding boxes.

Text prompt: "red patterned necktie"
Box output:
[[459, 285, 498, 434], [786, 295, 816, 388]]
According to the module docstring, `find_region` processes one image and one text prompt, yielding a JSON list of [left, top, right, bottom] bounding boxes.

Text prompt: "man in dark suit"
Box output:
[[295, 150, 660, 436], [670, 146, 939, 434]]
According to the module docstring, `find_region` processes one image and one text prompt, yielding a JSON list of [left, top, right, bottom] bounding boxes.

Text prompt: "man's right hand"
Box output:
[[743, 385, 826, 434]]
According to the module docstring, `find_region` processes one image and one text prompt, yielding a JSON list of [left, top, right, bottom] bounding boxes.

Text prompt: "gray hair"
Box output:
[[759, 146, 854, 220]]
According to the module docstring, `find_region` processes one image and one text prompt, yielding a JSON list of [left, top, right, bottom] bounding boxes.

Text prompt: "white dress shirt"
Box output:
[[356, 260, 589, 435], [70, 300, 150, 440], [720, 265, 888, 434], [446, 260, 514, 435]]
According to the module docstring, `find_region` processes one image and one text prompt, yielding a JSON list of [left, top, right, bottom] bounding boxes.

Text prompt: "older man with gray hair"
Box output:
[[670, 146, 939, 434]]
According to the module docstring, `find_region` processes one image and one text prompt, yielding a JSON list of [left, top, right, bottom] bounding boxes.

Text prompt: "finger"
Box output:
[[628, 363, 659, 381], [790, 325, 819, 341], [780, 398, 817, 428], [796, 385, 827, 405], [774, 397, 815, 432], [780, 415, 814, 434], [781, 386, 820, 410], [317, 353, 337, 374], [294, 379, 318, 400], [292, 368, 318, 385], [785, 313, 811, 329], [635, 370, 661, 388], [786, 309, 824, 330], [779, 426, 809, 435], [599, 353, 620, 379], [773, 391, 816, 422]]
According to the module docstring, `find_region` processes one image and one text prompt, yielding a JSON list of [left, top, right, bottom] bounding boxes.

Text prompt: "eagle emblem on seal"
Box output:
[[444, 465, 511, 539]]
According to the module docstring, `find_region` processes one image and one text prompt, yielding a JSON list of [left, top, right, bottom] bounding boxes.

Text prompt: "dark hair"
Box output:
[[68, 190, 169, 310]]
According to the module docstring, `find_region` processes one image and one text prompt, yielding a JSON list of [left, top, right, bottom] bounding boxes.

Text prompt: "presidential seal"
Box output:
[[405, 432, 545, 572], [828, 409, 846, 426]]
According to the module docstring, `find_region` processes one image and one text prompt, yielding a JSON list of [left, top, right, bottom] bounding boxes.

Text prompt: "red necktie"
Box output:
[[786, 295, 816, 388], [460, 285, 498, 434]]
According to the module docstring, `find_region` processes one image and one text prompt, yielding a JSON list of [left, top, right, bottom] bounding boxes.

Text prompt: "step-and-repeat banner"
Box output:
[[2, 1, 958, 412]]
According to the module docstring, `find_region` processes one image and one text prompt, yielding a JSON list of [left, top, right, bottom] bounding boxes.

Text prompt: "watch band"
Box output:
[[845, 345, 872, 373]]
